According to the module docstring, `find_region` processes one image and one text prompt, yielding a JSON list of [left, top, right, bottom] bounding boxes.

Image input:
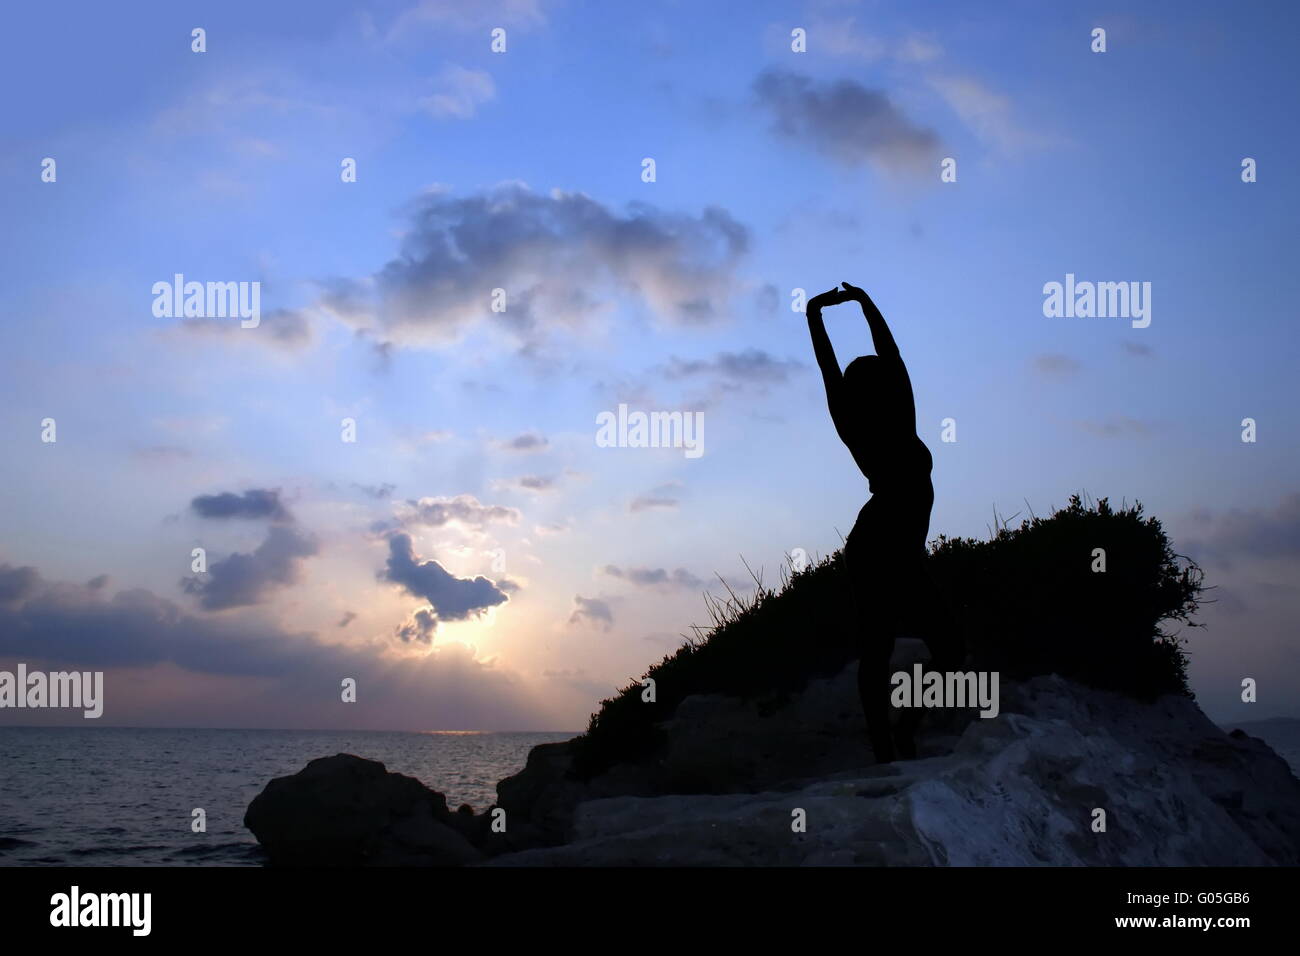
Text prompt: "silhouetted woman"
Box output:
[[805, 281, 942, 762]]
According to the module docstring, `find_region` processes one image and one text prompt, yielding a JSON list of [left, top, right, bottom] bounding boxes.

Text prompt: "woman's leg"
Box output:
[[890, 547, 930, 759], [856, 615, 898, 762], [846, 493, 943, 762], [845, 500, 901, 763]]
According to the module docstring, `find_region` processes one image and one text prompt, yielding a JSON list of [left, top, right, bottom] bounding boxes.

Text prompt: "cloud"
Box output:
[[1033, 353, 1081, 378], [0, 565, 40, 605], [0, 570, 326, 677], [499, 432, 549, 453], [353, 482, 397, 500], [786, 18, 940, 64], [182, 525, 319, 610], [496, 475, 557, 493], [0, 565, 552, 730], [664, 348, 803, 386], [927, 74, 1044, 154], [899, 34, 943, 63], [603, 565, 705, 591], [393, 494, 521, 530], [419, 65, 496, 119], [753, 69, 942, 173], [1207, 585, 1248, 615], [366, 336, 396, 373], [396, 607, 439, 644], [150, 74, 333, 140], [629, 496, 678, 513], [380, 533, 510, 626], [630, 481, 683, 513], [178, 308, 313, 350], [1181, 493, 1300, 568], [191, 489, 290, 522], [321, 183, 749, 350], [569, 595, 613, 631]]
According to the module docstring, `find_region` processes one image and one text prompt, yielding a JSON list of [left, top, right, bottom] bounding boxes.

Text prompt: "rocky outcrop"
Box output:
[[491, 667, 1300, 866], [493, 638, 946, 845], [244, 753, 483, 866], [244, 649, 1300, 866]]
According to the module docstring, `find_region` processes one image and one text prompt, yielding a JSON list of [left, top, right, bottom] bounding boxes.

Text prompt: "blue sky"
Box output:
[[1, 0, 1297, 729]]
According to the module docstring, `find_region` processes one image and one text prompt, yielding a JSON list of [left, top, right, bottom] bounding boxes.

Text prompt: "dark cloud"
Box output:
[[500, 475, 556, 493], [191, 488, 290, 522], [182, 525, 319, 610], [321, 183, 749, 350], [380, 533, 510, 626], [664, 348, 803, 386], [0, 576, 328, 677], [395, 495, 520, 529], [753, 69, 942, 173], [1181, 493, 1300, 569], [0, 565, 550, 731], [569, 595, 614, 631], [317, 278, 373, 325], [0, 565, 41, 605], [396, 607, 438, 645], [338, 611, 357, 628], [86, 575, 110, 591], [500, 432, 549, 453], [603, 565, 705, 590]]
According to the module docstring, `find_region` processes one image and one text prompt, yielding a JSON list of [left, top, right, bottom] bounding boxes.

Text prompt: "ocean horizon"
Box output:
[[0, 727, 576, 867], [3, 719, 1297, 867]]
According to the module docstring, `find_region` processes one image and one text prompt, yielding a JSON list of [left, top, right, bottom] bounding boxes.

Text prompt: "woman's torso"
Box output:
[[848, 432, 934, 498]]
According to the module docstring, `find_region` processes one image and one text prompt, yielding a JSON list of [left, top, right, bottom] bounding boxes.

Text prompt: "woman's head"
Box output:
[[843, 355, 883, 399]]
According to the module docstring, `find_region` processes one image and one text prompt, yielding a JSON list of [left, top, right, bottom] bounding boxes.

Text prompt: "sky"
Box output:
[[0, 0, 1297, 730]]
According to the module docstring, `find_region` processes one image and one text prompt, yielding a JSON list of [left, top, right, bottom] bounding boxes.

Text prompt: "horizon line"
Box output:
[[0, 724, 583, 734]]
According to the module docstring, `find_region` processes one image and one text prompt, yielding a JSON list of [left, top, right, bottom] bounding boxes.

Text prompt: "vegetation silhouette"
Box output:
[[569, 494, 1204, 780]]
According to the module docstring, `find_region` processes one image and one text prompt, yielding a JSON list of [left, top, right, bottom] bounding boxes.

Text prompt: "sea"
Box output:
[[3, 721, 1297, 867], [0, 727, 574, 866]]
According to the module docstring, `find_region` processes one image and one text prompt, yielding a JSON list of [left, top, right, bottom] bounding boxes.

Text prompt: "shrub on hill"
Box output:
[[569, 494, 1205, 779]]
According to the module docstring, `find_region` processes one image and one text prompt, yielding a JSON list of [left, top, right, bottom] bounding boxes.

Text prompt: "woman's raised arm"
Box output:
[[840, 281, 899, 361]]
